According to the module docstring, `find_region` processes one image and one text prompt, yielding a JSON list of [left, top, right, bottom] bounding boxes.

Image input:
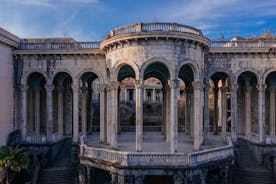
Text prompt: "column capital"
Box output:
[[168, 79, 179, 89], [231, 84, 238, 92], [135, 80, 144, 89], [72, 85, 79, 92], [256, 84, 266, 92], [192, 81, 203, 90], [19, 85, 28, 92], [110, 81, 120, 90], [99, 84, 106, 92], [45, 84, 54, 92]]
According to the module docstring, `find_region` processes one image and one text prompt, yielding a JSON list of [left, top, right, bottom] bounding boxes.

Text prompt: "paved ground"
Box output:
[[85, 132, 226, 154]]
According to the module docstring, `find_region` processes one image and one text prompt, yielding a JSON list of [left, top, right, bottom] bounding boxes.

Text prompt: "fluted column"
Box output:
[[257, 84, 266, 143], [231, 84, 238, 142], [34, 87, 41, 138], [72, 85, 79, 143], [193, 81, 203, 150], [20, 85, 28, 141], [110, 81, 119, 148], [81, 87, 87, 137], [221, 86, 227, 137], [169, 79, 179, 153], [135, 80, 144, 152], [99, 85, 106, 143], [245, 87, 252, 135], [204, 84, 210, 143], [269, 87, 276, 136], [46, 85, 53, 141], [57, 87, 64, 138]]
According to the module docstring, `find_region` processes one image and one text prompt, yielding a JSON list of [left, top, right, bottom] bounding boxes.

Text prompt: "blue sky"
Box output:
[[0, 0, 276, 41]]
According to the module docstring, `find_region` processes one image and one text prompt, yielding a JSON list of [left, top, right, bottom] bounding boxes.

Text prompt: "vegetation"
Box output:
[[0, 145, 29, 184]]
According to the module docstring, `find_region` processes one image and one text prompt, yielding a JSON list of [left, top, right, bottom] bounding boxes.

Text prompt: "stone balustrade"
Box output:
[[108, 22, 203, 37], [188, 136, 234, 166], [211, 40, 276, 48], [80, 136, 234, 167], [18, 42, 100, 50]]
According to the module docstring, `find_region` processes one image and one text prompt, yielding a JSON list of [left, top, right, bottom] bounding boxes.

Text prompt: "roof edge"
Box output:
[[0, 27, 20, 48]]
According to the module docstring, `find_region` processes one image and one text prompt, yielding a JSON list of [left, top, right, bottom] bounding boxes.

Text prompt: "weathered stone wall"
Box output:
[[0, 43, 14, 146]]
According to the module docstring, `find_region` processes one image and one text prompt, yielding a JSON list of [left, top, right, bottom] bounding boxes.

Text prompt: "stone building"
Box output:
[[0, 22, 276, 183]]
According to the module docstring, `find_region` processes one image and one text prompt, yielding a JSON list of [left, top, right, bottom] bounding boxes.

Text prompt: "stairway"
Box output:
[[38, 141, 78, 184], [237, 140, 276, 184]]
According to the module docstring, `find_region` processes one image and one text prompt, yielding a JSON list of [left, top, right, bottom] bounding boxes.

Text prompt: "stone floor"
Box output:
[[85, 132, 227, 154]]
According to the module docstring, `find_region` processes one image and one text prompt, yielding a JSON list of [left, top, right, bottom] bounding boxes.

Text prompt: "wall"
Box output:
[[0, 43, 14, 146]]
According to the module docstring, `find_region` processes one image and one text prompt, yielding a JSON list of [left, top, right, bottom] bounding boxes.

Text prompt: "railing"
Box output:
[[18, 42, 100, 50], [188, 136, 234, 166], [246, 132, 259, 144], [108, 22, 203, 37], [25, 134, 47, 143], [211, 40, 276, 48], [80, 136, 234, 167]]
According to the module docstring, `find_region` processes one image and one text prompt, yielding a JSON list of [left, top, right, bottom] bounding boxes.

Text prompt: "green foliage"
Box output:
[[0, 145, 30, 183]]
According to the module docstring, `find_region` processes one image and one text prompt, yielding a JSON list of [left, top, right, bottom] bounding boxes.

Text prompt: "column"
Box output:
[[174, 175, 183, 184], [190, 87, 194, 137], [57, 87, 64, 138], [46, 85, 53, 141], [213, 86, 219, 134], [184, 88, 190, 135], [81, 87, 87, 137], [221, 85, 227, 137], [72, 85, 79, 143], [153, 88, 156, 102], [110, 81, 119, 148], [166, 85, 171, 143], [257, 84, 266, 143], [34, 87, 41, 138], [90, 88, 93, 133], [20, 85, 28, 141], [231, 84, 238, 142], [200, 172, 207, 184], [193, 81, 203, 150], [99, 85, 106, 143], [110, 172, 117, 184], [169, 79, 179, 153], [245, 87, 252, 135], [28, 89, 34, 132], [135, 80, 144, 152], [204, 84, 210, 143], [106, 86, 111, 144], [269, 87, 275, 136]]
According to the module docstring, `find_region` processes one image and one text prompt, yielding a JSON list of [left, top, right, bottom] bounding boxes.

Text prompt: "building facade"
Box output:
[[0, 22, 276, 183]]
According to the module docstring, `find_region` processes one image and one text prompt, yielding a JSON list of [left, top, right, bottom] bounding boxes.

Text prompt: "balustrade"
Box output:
[[18, 42, 100, 50], [211, 40, 276, 48]]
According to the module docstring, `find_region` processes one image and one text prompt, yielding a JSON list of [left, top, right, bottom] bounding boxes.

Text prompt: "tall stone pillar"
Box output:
[[213, 86, 219, 134], [106, 86, 111, 144], [89, 88, 93, 133], [110, 81, 119, 148], [28, 89, 34, 132], [46, 85, 53, 141], [190, 87, 194, 137], [204, 84, 210, 143], [166, 85, 171, 143], [257, 84, 266, 143], [99, 85, 106, 143], [81, 87, 87, 137], [20, 85, 28, 141], [193, 81, 203, 150], [34, 87, 41, 138], [72, 85, 79, 143], [245, 87, 252, 135], [184, 89, 189, 134], [57, 87, 64, 138], [221, 86, 227, 137], [269, 87, 275, 136], [169, 79, 179, 153], [231, 84, 238, 142], [135, 80, 144, 152]]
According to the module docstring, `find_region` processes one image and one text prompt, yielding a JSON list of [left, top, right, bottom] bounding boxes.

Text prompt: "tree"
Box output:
[[0, 145, 29, 184]]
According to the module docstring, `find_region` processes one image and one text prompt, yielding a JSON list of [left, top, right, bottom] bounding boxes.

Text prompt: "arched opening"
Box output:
[[79, 72, 99, 138], [237, 71, 258, 137], [27, 72, 47, 142], [209, 72, 231, 137], [265, 71, 276, 141], [53, 72, 73, 138]]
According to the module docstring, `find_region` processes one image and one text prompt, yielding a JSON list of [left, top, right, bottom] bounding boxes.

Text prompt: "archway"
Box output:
[[237, 71, 258, 137], [27, 72, 46, 142], [265, 71, 276, 139], [53, 72, 73, 138]]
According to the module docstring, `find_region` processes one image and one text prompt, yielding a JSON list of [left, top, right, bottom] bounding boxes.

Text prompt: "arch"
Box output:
[[236, 69, 261, 84], [142, 62, 170, 86], [53, 72, 73, 87], [24, 70, 47, 85], [51, 69, 75, 84], [237, 71, 259, 87], [210, 72, 231, 86], [140, 57, 174, 80], [79, 72, 99, 87], [178, 64, 195, 87], [76, 68, 104, 84], [116, 64, 136, 82], [27, 72, 46, 88], [113, 60, 139, 81], [207, 69, 232, 82], [263, 69, 276, 84], [177, 61, 199, 80], [265, 71, 276, 86]]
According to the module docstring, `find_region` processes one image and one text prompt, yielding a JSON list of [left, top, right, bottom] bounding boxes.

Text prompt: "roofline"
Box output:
[[0, 27, 20, 48]]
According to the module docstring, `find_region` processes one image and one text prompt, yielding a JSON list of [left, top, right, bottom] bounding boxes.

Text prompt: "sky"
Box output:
[[0, 0, 276, 41]]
